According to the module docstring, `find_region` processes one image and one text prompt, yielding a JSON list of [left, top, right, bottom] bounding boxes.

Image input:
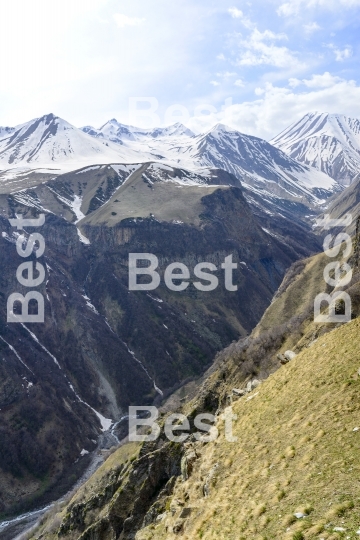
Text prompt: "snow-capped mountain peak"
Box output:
[[0, 111, 343, 215], [81, 120, 195, 143], [272, 112, 360, 148], [98, 119, 137, 143], [184, 121, 339, 203], [0, 113, 113, 167], [0, 114, 156, 171], [149, 122, 195, 138], [271, 112, 360, 186], [79, 116, 340, 205], [210, 122, 232, 132]]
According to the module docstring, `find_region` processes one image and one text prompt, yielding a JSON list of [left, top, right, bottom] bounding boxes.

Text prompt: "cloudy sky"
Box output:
[[0, 0, 359, 138]]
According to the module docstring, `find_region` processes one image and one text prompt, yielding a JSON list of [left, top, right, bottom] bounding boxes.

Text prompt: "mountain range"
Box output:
[[0, 113, 341, 203], [0, 112, 347, 256], [81, 117, 339, 203], [0, 114, 154, 174], [2, 112, 359, 196], [0, 109, 360, 532], [82, 119, 195, 143]]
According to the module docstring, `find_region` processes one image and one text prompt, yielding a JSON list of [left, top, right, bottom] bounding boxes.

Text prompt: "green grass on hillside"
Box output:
[[138, 318, 360, 540]]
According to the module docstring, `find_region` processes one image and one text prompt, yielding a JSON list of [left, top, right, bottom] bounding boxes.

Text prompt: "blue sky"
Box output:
[[0, 0, 359, 138]]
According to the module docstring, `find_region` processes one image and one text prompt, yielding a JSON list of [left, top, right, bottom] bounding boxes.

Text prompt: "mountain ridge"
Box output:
[[82, 119, 340, 203], [0, 113, 342, 210], [0, 114, 154, 172]]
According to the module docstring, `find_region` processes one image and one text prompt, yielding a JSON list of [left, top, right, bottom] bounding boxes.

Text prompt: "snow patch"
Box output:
[[0, 335, 34, 374], [70, 195, 85, 223], [82, 295, 99, 314], [92, 410, 113, 432], [146, 294, 163, 303], [21, 324, 61, 368], [68, 382, 113, 432], [77, 229, 91, 245], [111, 163, 143, 175]]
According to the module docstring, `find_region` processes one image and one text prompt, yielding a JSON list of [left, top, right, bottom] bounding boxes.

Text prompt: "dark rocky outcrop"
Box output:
[[58, 440, 182, 540]]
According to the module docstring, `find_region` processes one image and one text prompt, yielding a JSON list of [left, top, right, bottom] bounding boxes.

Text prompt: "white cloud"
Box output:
[[334, 46, 352, 61], [303, 72, 343, 87], [290, 72, 343, 88], [277, 1, 302, 16], [211, 72, 238, 85], [227, 75, 360, 139], [228, 7, 244, 18], [288, 77, 301, 87], [188, 73, 360, 139], [278, 0, 360, 16], [235, 79, 245, 87], [289, 71, 344, 88], [326, 43, 353, 61], [228, 7, 253, 28], [303, 22, 321, 34], [216, 53, 226, 60], [227, 10, 303, 70], [234, 28, 301, 68], [277, 2, 298, 16], [113, 13, 146, 28], [252, 29, 288, 41]]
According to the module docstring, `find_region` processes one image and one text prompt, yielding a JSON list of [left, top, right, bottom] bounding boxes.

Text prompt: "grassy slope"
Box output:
[[63, 442, 139, 510], [138, 318, 360, 540], [252, 252, 328, 337], [79, 165, 229, 227]]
